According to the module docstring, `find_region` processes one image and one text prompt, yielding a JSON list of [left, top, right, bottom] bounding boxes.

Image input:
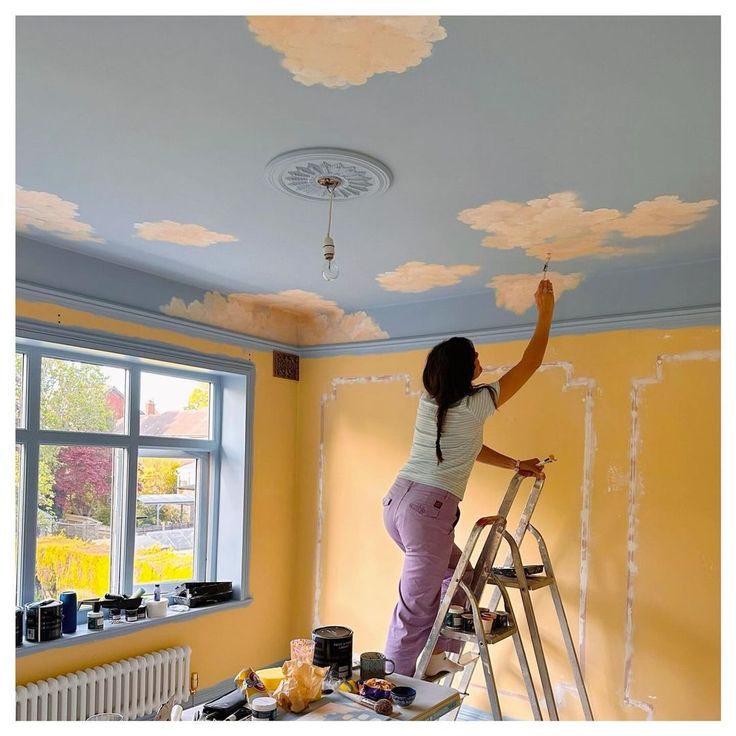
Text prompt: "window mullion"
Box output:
[[19, 349, 42, 604], [207, 380, 223, 580], [120, 367, 141, 595]]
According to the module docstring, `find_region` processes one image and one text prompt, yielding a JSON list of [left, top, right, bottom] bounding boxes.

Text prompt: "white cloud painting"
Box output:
[[134, 221, 238, 247], [247, 16, 446, 88], [16, 186, 103, 243], [488, 271, 586, 315], [376, 261, 480, 292], [458, 192, 718, 261], [161, 289, 388, 346]]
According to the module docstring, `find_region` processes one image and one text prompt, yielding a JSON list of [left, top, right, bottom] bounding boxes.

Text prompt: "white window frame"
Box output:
[[15, 325, 253, 618]]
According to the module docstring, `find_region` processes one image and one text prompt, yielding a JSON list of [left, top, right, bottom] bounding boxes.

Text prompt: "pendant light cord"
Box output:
[[326, 184, 335, 238]]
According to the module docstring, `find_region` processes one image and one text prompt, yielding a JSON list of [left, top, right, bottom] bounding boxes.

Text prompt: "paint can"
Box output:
[[312, 626, 353, 681], [25, 600, 63, 642], [461, 613, 475, 632], [446, 605, 464, 628], [16, 607, 23, 647], [492, 611, 510, 631]]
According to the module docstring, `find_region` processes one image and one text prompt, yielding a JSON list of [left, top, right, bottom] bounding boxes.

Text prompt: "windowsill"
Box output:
[[15, 597, 253, 658]]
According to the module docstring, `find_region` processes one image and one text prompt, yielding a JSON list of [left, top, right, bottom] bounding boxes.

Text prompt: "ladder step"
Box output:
[[489, 575, 554, 591], [457, 651, 480, 667], [440, 624, 517, 645]]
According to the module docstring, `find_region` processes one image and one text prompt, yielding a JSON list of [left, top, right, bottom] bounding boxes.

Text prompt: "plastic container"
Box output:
[[146, 598, 169, 619], [87, 610, 104, 632], [250, 697, 277, 720]]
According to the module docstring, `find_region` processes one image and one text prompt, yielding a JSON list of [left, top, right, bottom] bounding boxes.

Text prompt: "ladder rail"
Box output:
[[528, 524, 594, 720], [500, 529, 559, 720]]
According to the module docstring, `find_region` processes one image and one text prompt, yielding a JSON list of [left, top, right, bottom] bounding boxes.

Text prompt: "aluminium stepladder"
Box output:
[[414, 473, 594, 721]]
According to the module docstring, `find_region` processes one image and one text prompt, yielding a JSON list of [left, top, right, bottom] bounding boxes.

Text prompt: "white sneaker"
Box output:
[[424, 652, 464, 677]]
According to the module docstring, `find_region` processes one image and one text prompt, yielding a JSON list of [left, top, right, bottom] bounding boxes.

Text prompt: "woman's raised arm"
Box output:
[[496, 278, 555, 408]]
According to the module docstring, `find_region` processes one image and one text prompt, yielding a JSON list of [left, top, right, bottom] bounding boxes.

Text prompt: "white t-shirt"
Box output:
[[397, 382, 500, 500]]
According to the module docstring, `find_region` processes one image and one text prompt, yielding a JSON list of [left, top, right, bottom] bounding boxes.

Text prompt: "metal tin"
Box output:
[[445, 605, 463, 627], [25, 600, 63, 642], [492, 611, 510, 631], [312, 626, 353, 681], [16, 607, 23, 647]]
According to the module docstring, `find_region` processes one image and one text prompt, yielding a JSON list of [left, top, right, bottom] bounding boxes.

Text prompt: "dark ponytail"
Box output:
[[422, 337, 496, 464]]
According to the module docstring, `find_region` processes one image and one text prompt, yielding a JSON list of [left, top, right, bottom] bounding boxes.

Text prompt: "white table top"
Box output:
[[184, 669, 462, 722]]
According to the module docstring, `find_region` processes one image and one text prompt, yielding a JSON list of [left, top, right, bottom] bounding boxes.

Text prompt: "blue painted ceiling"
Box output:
[[16, 16, 720, 345]]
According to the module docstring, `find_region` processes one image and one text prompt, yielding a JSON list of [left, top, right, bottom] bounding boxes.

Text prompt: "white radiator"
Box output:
[[16, 645, 191, 721]]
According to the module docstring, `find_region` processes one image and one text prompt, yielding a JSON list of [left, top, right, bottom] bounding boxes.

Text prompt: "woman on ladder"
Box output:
[[383, 277, 555, 677]]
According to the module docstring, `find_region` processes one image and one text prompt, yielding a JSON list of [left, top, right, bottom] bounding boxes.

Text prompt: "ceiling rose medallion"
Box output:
[[265, 148, 392, 281], [264, 147, 392, 201]]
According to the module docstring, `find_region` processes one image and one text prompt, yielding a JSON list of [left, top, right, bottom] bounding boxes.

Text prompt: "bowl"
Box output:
[[391, 686, 416, 707], [358, 679, 394, 701]]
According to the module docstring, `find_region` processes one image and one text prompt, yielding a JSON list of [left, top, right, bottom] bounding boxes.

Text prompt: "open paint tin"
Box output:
[[312, 626, 353, 680]]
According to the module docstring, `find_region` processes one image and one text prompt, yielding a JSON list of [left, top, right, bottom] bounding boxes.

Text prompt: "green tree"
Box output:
[[38, 359, 115, 515], [185, 383, 210, 410], [40, 359, 114, 432]]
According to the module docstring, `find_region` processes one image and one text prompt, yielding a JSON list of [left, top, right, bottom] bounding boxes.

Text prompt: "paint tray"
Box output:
[[492, 565, 544, 577]]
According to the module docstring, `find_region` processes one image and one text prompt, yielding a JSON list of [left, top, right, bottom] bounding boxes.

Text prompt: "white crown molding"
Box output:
[[17, 280, 719, 359]]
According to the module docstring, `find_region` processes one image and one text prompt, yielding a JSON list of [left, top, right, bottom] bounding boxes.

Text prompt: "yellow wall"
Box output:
[[16, 298, 720, 721], [293, 326, 720, 721], [15, 299, 299, 691]]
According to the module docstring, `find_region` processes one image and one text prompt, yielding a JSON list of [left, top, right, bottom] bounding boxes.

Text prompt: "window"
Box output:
[[14, 340, 234, 611]]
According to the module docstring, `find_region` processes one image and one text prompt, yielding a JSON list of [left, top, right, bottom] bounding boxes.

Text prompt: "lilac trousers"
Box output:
[[382, 476, 474, 677]]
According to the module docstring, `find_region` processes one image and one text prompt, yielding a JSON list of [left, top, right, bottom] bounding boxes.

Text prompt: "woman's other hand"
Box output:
[[534, 278, 555, 318], [518, 458, 545, 478]]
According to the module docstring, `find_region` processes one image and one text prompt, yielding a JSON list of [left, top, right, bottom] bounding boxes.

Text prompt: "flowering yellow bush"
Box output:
[[35, 535, 192, 599]]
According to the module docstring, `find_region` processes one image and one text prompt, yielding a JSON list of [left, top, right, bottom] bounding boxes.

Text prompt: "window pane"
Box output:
[[16, 353, 26, 428], [134, 456, 198, 586], [40, 357, 127, 434], [35, 445, 125, 601], [140, 373, 211, 439], [16, 444, 24, 601]]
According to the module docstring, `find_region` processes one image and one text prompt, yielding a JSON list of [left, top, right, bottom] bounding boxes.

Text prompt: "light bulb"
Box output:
[[322, 235, 339, 281], [322, 259, 340, 281]]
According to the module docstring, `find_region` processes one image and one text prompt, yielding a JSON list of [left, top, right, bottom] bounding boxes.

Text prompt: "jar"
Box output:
[[125, 608, 138, 623], [110, 608, 122, 623], [137, 606, 147, 620], [87, 610, 104, 632], [446, 605, 464, 628], [250, 697, 277, 720]]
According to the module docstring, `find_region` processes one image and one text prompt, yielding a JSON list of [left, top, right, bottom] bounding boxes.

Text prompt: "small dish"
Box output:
[[358, 679, 394, 701], [391, 686, 416, 707]]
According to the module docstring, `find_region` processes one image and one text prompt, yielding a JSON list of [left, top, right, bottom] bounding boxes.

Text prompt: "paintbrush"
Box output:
[[542, 252, 552, 280]]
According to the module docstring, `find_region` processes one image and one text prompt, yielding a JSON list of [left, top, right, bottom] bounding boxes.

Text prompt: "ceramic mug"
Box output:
[[360, 651, 396, 681]]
